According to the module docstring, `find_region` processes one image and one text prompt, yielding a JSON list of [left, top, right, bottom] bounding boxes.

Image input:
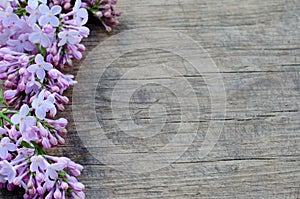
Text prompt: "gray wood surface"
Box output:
[[1, 0, 300, 198]]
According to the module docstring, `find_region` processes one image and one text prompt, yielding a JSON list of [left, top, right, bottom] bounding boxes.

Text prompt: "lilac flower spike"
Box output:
[[0, 0, 120, 198], [0, 137, 16, 159], [38, 4, 62, 27], [27, 54, 53, 81], [11, 104, 36, 132]]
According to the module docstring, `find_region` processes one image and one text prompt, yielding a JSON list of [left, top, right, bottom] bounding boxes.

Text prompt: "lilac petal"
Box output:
[[50, 16, 59, 27], [20, 104, 29, 116], [39, 158, 48, 170], [74, 0, 81, 11], [69, 36, 80, 45], [11, 114, 21, 124], [30, 162, 38, 172], [9, 14, 19, 24], [36, 108, 46, 120], [51, 5, 62, 15], [52, 163, 65, 171], [32, 98, 39, 109], [28, 0, 38, 9], [25, 116, 36, 127], [40, 35, 50, 48], [27, 64, 38, 73], [29, 32, 40, 43], [58, 38, 66, 46], [42, 62, 53, 71], [35, 54, 44, 64], [19, 122, 25, 132], [6, 143, 16, 151], [38, 4, 50, 14], [38, 15, 49, 26], [6, 39, 19, 46], [69, 30, 79, 36], [76, 9, 88, 25], [58, 31, 65, 39], [38, 90, 45, 101], [48, 168, 58, 179], [36, 68, 46, 80], [0, 148, 8, 159], [47, 95, 55, 103], [23, 41, 35, 51], [43, 100, 54, 110]]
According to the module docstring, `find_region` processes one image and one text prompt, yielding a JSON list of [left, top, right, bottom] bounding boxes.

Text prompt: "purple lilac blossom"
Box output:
[[0, 0, 121, 198]]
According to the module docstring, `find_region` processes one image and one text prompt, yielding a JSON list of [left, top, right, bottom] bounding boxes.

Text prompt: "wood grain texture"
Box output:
[[1, 0, 300, 198]]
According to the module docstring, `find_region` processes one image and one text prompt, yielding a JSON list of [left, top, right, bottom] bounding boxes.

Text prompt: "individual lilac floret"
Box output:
[[32, 90, 56, 120], [0, 137, 16, 160], [0, 6, 19, 27], [29, 24, 53, 48], [27, 54, 53, 81], [30, 155, 49, 172], [38, 4, 62, 27], [73, 0, 88, 25], [11, 104, 36, 132], [7, 34, 36, 53], [58, 29, 80, 46], [0, 160, 16, 183]]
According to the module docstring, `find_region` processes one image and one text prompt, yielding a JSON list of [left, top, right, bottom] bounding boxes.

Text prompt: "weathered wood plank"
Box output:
[[1, 0, 300, 198]]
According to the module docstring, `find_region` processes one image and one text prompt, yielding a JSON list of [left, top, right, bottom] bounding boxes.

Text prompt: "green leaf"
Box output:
[[20, 141, 35, 149], [57, 171, 66, 176], [0, 91, 9, 108], [31, 141, 46, 155]]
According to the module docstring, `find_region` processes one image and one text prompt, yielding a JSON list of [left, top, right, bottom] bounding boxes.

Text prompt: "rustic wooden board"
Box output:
[[1, 0, 300, 198]]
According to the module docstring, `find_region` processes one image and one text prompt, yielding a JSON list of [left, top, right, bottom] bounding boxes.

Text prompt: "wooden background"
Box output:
[[1, 0, 300, 198]]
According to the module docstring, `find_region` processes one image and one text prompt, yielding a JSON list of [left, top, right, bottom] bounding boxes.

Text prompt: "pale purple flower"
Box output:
[[30, 155, 49, 172], [0, 137, 16, 159], [26, 6, 42, 24], [7, 34, 36, 52], [38, 4, 61, 27], [73, 0, 88, 26], [25, 78, 42, 94], [11, 104, 36, 132], [27, 54, 53, 81], [58, 29, 80, 46], [32, 90, 56, 120], [29, 24, 51, 48], [28, 0, 47, 10], [0, 6, 18, 27], [45, 163, 65, 180], [0, 160, 16, 183]]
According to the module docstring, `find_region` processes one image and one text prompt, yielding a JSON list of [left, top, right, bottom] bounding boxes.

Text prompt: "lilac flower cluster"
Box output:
[[0, 0, 120, 198], [47, 0, 121, 32]]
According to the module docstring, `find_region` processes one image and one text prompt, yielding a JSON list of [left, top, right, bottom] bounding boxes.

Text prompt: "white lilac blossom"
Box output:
[[0, 0, 121, 198]]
